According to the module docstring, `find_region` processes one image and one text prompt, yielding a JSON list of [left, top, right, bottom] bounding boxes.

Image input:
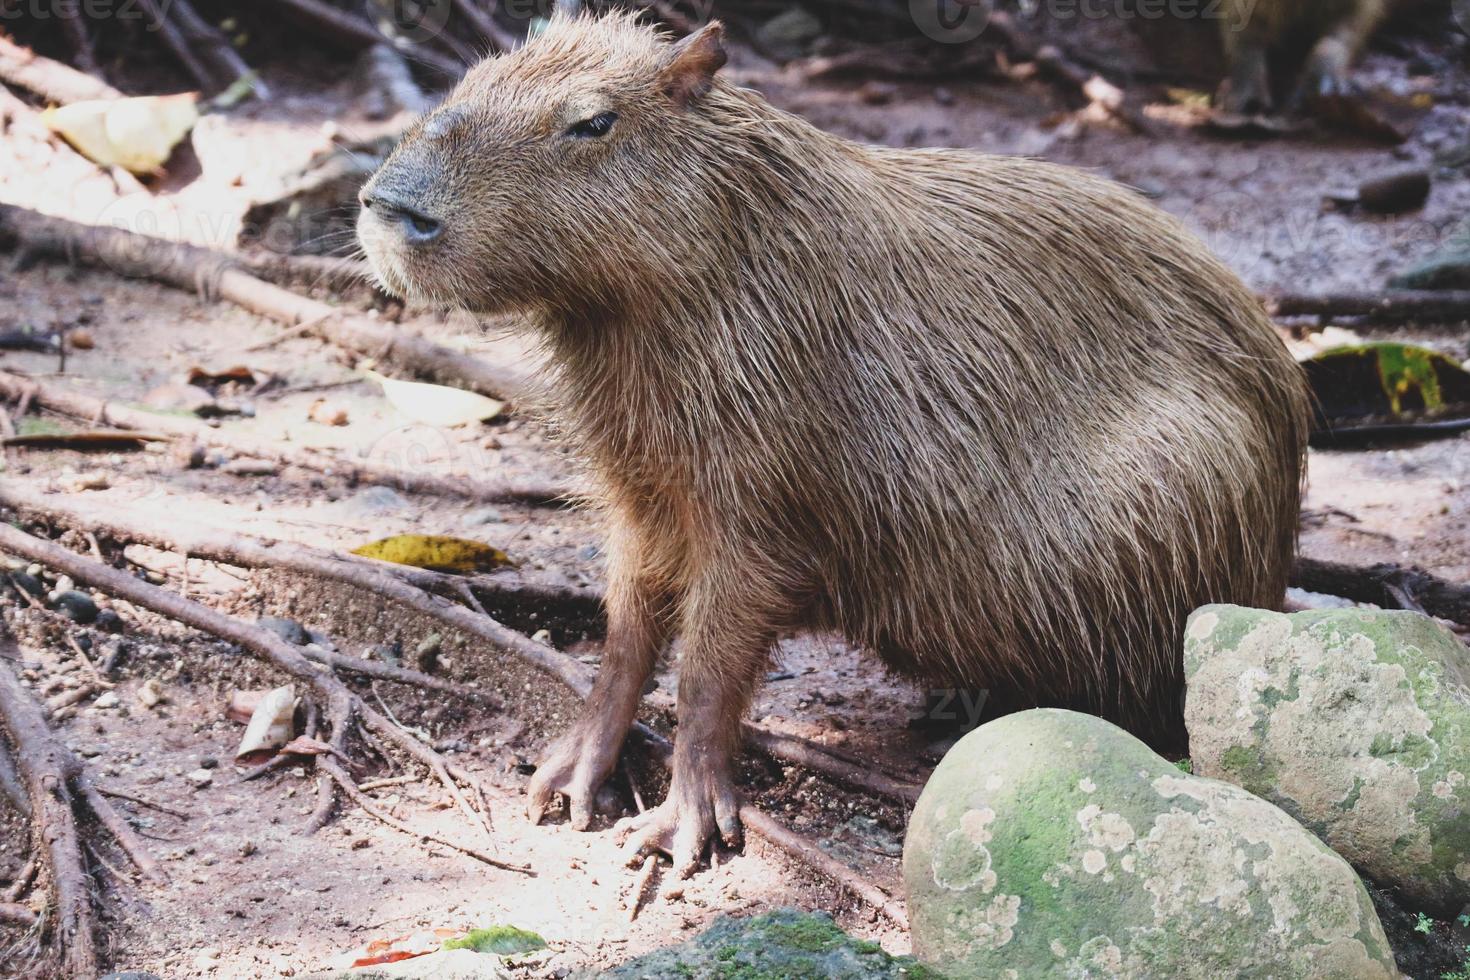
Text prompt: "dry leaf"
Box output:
[[364, 369, 503, 427], [234, 684, 296, 765], [42, 93, 198, 174], [351, 534, 513, 573]]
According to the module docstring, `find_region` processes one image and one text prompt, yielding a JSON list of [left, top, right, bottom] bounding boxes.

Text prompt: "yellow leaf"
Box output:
[[364, 369, 503, 427], [43, 93, 198, 174], [351, 534, 513, 573]]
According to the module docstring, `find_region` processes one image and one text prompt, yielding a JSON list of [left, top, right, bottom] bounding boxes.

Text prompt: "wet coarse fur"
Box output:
[[358, 13, 1311, 872], [1218, 0, 1386, 113]]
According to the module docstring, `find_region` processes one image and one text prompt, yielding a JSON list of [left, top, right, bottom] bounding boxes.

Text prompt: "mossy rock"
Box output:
[[903, 709, 1396, 979], [1185, 605, 1470, 917], [594, 908, 939, 979]]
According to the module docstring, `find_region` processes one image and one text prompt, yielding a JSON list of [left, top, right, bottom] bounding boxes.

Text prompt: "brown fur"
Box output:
[[359, 13, 1311, 866], [1218, 0, 1386, 112]]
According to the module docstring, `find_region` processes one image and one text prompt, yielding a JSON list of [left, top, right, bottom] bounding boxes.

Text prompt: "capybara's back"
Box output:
[[686, 147, 1310, 745]]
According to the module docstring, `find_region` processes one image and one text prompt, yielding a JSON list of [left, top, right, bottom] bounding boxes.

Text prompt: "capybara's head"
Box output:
[[358, 14, 728, 314]]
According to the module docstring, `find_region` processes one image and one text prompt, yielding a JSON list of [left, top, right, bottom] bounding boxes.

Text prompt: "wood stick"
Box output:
[[166, 0, 271, 100], [0, 523, 531, 875], [317, 755, 527, 870], [0, 902, 37, 928], [0, 205, 531, 403], [0, 368, 566, 506], [0, 632, 115, 978], [264, 0, 462, 77], [138, 0, 217, 92], [0, 735, 28, 816], [1291, 555, 1470, 627], [0, 36, 122, 104], [1266, 290, 1470, 324]]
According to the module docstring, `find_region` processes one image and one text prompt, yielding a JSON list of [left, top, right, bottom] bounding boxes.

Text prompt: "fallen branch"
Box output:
[[1291, 555, 1470, 627], [0, 524, 532, 877], [0, 487, 915, 923], [0, 901, 36, 928], [138, 0, 216, 93], [0, 205, 531, 403], [0, 628, 164, 979], [264, 0, 462, 78], [166, 0, 270, 100], [0, 368, 568, 506], [0, 36, 122, 105], [1267, 290, 1470, 324]]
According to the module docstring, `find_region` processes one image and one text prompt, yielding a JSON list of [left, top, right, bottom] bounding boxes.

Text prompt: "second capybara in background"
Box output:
[[1217, 0, 1388, 113]]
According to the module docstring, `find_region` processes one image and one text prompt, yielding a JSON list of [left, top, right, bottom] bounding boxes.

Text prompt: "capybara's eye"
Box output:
[[564, 111, 618, 139]]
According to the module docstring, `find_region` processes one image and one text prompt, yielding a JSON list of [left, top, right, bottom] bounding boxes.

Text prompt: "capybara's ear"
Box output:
[[660, 21, 727, 107]]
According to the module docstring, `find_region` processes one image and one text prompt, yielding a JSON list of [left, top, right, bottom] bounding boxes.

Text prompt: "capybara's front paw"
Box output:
[[614, 770, 742, 878], [525, 723, 624, 830]]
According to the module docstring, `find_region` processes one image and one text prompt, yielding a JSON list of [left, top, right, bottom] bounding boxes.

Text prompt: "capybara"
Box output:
[[1217, 0, 1386, 113], [357, 13, 1311, 876]]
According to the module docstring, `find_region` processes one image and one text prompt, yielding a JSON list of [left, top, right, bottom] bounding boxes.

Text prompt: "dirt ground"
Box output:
[[2, 8, 1470, 979]]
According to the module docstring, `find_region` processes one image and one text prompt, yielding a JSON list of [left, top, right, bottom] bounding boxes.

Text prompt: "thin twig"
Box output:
[[96, 787, 189, 821], [317, 756, 530, 872]]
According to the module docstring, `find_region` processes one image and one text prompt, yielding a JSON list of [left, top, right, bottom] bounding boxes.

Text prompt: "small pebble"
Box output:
[[185, 768, 214, 789], [53, 590, 99, 625], [258, 616, 308, 646], [93, 691, 120, 709]]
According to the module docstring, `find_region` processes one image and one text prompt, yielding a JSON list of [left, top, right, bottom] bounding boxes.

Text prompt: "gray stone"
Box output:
[[257, 616, 308, 646], [903, 708, 1396, 979], [1184, 605, 1470, 917]]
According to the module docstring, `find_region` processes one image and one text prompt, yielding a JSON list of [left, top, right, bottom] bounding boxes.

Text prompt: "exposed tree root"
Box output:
[[0, 205, 531, 403], [1292, 555, 1470, 627], [1267, 289, 1470, 325], [0, 368, 569, 506], [0, 36, 122, 104], [0, 628, 164, 980], [0, 523, 533, 877], [0, 485, 924, 805]]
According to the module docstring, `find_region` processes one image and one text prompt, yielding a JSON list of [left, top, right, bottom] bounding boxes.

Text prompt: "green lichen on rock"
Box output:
[[903, 709, 1396, 979], [1184, 605, 1470, 917], [594, 909, 939, 979]]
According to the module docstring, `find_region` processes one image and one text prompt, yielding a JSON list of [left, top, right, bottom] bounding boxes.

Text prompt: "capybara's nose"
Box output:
[[359, 187, 443, 246]]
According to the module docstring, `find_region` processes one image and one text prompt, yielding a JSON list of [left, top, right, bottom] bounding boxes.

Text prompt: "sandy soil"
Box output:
[[1, 10, 1469, 979]]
